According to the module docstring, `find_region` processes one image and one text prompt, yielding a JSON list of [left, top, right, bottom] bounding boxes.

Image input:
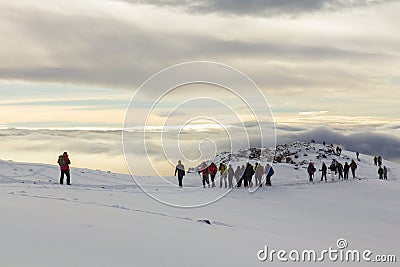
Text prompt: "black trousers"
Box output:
[[266, 175, 272, 186], [177, 175, 184, 187], [210, 173, 216, 187], [321, 172, 327, 182], [202, 175, 210, 187], [60, 170, 71, 185], [237, 176, 248, 187]]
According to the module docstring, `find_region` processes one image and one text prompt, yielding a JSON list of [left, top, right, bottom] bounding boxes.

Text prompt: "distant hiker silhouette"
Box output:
[[174, 160, 185, 187], [343, 162, 350, 180], [307, 162, 316, 182], [58, 152, 71, 185], [320, 162, 327, 182], [350, 160, 357, 179], [383, 166, 388, 180], [378, 166, 384, 179]]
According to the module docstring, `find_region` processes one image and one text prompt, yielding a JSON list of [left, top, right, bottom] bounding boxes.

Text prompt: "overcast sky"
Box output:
[[0, 0, 399, 174]]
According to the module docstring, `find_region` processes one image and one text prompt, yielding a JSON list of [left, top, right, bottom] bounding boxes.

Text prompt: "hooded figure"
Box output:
[[58, 152, 71, 185]]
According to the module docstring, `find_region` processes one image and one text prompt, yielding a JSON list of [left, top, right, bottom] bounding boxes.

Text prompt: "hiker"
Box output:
[[307, 162, 316, 182], [265, 164, 274, 186], [247, 163, 255, 187], [238, 163, 253, 188], [378, 166, 384, 179], [240, 165, 245, 178], [219, 163, 227, 188], [337, 163, 344, 180], [58, 152, 71, 185], [254, 163, 264, 187], [356, 152, 360, 161], [383, 166, 388, 180], [350, 160, 357, 179], [343, 162, 350, 180], [208, 162, 218, 188], [174, 160, 185, 187], [320, 162, 327, 182], [378, 156, 383, 167], [336, 146, 342, 156], [329, 160, 337, 181], [234, 166, 241, 185], [199, 162, 210, 188], [374, 156, 378, 166], [227, 164, 235, 188]]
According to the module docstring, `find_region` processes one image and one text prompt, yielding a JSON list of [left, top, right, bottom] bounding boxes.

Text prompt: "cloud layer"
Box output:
[[132, 0, 393, 17], [1, 127, 399, 176], [279, 127, 400, 163]]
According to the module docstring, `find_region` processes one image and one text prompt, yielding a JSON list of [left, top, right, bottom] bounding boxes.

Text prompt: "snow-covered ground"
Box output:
[[0, 142, 399, 266]]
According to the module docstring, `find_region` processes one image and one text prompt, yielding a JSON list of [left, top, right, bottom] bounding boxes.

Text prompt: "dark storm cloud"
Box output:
[[130, 0, 392, 16], [278, 127, 400, 163]]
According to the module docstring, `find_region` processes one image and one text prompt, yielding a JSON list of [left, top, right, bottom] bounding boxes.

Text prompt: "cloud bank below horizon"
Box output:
[[0, 127, 399, 176]]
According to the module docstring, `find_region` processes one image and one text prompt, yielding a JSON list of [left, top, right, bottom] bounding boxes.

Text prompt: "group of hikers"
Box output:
[[56, 147, 390, 187], [374, 155, 388, 180], [175, 161, 275, 188], [307, 159, 358, 182]]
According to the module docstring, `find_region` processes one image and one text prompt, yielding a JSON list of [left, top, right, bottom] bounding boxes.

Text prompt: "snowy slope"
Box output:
[[0, 143, 399, 266]]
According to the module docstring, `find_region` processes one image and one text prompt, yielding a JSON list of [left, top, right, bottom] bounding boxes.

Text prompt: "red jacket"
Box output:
[[208, 163, 218, 175], [59, 154, 70, 171]]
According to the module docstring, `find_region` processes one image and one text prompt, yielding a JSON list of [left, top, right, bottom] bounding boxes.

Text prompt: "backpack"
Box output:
[[58, 155, 65, 166], [269, 167, 275, 176]]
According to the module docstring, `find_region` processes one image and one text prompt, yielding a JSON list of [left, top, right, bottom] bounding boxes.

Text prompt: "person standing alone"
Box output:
[[175, 160, 185, 187], [58, 152, 71, 185]]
